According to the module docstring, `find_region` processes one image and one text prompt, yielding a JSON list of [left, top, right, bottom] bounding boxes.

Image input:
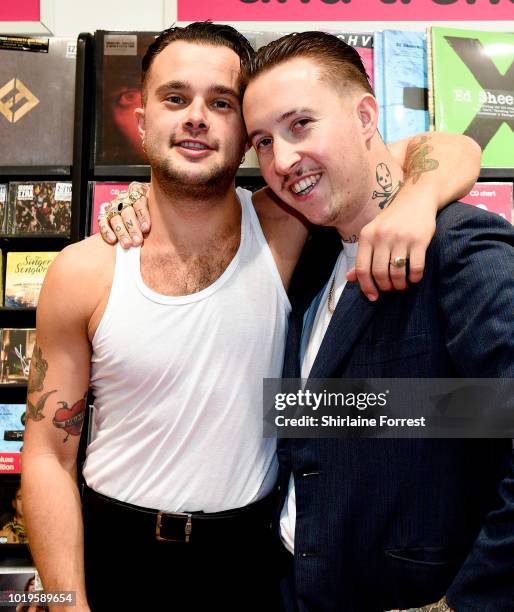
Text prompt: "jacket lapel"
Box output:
[[308, 281, 377, 378]]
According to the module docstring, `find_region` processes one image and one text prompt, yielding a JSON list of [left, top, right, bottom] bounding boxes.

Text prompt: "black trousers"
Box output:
[[82, 486, 287, 612]]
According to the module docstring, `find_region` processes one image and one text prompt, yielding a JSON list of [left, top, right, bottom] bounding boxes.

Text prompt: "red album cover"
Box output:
[[95, 32, 157, 166], [460, 182, 513, 224], [90, 182, 130, 235]]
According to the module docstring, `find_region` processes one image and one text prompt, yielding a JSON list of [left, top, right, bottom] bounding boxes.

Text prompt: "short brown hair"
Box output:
[[141, 22, 255, 103], [245, 31, 373, 96]]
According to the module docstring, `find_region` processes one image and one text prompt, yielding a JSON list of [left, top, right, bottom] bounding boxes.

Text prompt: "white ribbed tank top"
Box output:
[[83, 188, 290, 512]]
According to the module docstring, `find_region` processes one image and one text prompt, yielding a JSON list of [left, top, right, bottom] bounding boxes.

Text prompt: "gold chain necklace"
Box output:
[[327, 273, 337, 315]]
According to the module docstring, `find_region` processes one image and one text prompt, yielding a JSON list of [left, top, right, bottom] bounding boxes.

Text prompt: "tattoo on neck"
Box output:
[[404, 135, 439, 185], [371, 162, 403, 209]]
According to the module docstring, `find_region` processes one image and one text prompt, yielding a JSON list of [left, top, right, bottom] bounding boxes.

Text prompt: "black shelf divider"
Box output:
[[478, 168, 514, 180], [0, 167, 71, 178]]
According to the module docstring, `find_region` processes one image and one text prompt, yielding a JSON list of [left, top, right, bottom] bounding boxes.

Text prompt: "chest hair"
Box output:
[[140, 232, 240, 296]]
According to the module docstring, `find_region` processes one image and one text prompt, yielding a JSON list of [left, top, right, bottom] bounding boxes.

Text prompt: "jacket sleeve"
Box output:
[[434, 204, 514, 611]]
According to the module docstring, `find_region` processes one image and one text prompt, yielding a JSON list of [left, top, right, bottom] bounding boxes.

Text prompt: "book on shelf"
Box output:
[[460, 182, 513, 223], [7, 182, 72, 236], [330, 32, 374, 87], [4, 252, 58, 308], [0, 405, 25, 475], [0, 329, 36, 384], [0, 36, 76, 166], [95, 31, 157, 166], [382, 30, 429, 143], [0, 184, 8, 234], [90, 182, 131, 235], [429, 27, 514, 168]]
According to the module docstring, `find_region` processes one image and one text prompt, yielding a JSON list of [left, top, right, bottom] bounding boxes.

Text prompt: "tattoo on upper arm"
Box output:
[[27, 389, 57, 422], [404, 135, 439, 185], [27, 343, 48, 394], [52, 392, 87, 443], [372, 163, 403, 210]]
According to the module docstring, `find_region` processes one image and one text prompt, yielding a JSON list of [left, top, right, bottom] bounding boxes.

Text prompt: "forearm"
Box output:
[[401, 133, 481, 210], [22, 454, 89, 611]]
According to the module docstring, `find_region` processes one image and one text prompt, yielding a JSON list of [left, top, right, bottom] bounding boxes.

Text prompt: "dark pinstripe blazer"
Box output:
[[279, 203, 514, 612]]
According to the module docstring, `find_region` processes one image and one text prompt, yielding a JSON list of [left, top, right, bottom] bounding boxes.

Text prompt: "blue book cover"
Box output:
[[374, 32, 386, 140], [383, 30, 429, 143]]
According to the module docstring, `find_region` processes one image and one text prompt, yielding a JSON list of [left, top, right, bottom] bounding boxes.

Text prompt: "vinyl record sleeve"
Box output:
[[8, 182, 71, 236], [0, 37, 76, 166], [94, 31, 157, 166], [4, 252, 58, 308], [431, 27, 514, 168]]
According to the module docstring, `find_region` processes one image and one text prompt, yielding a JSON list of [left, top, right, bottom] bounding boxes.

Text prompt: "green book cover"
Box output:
[[431, 27, 514, 168]]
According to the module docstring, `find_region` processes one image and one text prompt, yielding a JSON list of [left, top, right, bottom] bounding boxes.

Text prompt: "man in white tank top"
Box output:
[[21, 23, 479, 612]]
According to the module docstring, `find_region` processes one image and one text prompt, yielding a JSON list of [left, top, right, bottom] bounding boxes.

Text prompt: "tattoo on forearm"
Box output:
[[372, 163, 403, 210], [404, 135, 439, 185], [52, 392, 87, 443], [27, 344, 48, 394], [27, 389, 57, 422]]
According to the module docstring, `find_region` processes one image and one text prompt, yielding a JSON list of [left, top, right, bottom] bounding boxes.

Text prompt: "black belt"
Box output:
[[82, 485, 277, 545]]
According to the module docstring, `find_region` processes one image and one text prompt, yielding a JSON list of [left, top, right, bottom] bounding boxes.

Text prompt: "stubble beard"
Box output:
[[146, 134, 245, 202]]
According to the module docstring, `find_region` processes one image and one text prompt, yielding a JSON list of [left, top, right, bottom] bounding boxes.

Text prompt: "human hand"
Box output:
[[347, 190, 437, 301], [98, 182, 151, 248]]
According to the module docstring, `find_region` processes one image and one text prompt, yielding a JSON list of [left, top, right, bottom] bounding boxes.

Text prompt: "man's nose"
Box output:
[[183, 99, 209, 132], [273, 139, 301, 176]]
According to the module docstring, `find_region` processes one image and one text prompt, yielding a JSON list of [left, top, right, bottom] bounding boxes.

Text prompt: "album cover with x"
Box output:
[[430, 27, 514, 168]]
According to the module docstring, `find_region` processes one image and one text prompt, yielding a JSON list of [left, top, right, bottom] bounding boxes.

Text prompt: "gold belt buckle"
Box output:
[[156, 511, 193, 543]]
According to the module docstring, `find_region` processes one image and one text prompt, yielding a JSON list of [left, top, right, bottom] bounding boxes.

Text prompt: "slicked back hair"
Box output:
[[245, 31, 373, 97], [141, 21, 255, 103]]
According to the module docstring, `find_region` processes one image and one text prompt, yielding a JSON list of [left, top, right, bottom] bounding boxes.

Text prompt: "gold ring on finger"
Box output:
[[390, 256, 409, 269], [105, 208, 120, 221], [117, 196, 134, 213], [128, 190, 144, 204]]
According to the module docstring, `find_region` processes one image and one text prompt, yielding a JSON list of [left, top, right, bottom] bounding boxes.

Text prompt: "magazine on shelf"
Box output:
[[429, 27, 514, 168], [382, 30, 429, 143], [0, 37, 76, 166], [94, 31, 157, 166], [0, 329, 36, 384], [7, 182, 71, 236], [4, 252, 58, 308], [460, 182, 513, 223]]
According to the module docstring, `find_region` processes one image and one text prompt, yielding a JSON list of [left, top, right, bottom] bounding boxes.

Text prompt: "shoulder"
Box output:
[[40, 235, 116, 323]]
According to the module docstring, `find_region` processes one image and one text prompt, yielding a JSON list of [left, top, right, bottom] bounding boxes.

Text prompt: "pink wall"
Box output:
[[0, 0, 40, 22], [178, 0, 514, 22]]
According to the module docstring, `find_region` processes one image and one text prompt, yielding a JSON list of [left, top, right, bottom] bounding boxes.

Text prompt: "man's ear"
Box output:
[[356, 93, 379, 143], [135, 107, 146, 142]]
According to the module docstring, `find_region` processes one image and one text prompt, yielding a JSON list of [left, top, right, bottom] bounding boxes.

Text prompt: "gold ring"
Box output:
[[116, 196, 133, 213], [105, 208, 120, 221], [128, 190, 144, 203], [390, 256, 409, 268]]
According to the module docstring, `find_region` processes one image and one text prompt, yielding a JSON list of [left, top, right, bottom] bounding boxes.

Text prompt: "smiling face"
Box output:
[[137, 41, 247, 199], [244, 57, 374, 228]]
